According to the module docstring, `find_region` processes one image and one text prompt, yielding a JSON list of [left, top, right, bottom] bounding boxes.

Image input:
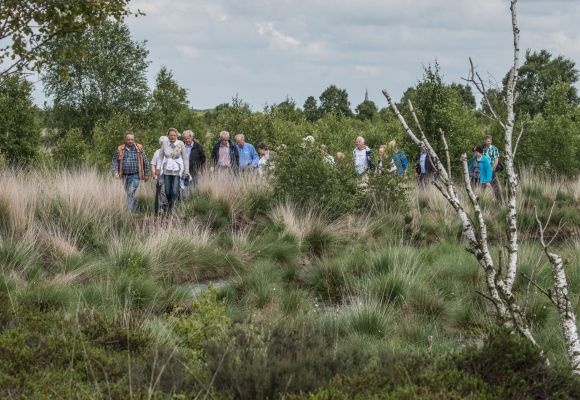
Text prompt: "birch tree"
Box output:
[[382, 0, 580, 372]]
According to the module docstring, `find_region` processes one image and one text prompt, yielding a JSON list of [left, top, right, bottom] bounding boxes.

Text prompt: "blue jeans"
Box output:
[[123, 174, 140, 213], [163, 174, 180, 210]]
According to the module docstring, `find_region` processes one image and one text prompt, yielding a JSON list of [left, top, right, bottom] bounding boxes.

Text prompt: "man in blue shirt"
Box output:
[[235, 133, 259, 171]]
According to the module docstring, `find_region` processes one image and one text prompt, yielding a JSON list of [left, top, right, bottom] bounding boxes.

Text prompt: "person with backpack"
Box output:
[[112, 131, 150, 213], [388, 140, 409, 175], [468, 145, 492, 190]]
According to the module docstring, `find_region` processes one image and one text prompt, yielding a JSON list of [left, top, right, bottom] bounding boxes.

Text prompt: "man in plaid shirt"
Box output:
[[112, 132, 150, 212], [483, 134, 502, 201]]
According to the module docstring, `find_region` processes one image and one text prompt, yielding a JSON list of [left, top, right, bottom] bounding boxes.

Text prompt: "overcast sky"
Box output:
[[35, 0, 580, 110]]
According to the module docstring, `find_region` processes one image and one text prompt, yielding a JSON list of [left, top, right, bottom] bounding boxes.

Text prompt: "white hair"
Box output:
[[356, 136, 365, 143], [182, 130, 193, 138], [219, 130, 230, 139]]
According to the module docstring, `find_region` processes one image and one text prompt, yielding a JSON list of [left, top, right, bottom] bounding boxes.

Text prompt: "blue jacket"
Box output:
[[469, 154, 492, 184], [391, 149, 409, 175], [236, 142, 259, 170]]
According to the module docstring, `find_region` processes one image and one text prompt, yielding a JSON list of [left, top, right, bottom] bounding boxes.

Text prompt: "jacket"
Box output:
[[211, 139, 240, 169], [415, 151, 435, 175], [469, 155, 492, 184], [188, 140, 207, 175], [353, 146, 373, 174]]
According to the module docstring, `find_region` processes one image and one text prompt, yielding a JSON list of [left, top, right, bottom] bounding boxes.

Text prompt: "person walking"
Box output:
[[415, 143, 435, 186], [112, 131, 150, 213], [376, 144, 396, 174], [182, 130, 206, 200], [256, 143, 272, 177], [320, 144, 335, 165], [155, 128, 189, 211], [235, 133, 259, 171], [211, 131, 239, 172], [483, 134, 503, 201], [468, 145, 493, 190], [151, 136, 168, 214], [388, 140, 409, 175], [353, 136, 373, 175]]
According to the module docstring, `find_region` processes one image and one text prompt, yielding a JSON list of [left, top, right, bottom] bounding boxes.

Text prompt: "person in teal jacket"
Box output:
[[468, 145, 492, 189]]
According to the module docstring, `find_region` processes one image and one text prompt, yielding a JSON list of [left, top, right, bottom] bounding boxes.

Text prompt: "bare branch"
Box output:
[[513, 121, 525, 158], [439, 128, 452, 178], [521, 272, 554, 304], [463, 58, 506, 129], [407, 99, 426, 141]]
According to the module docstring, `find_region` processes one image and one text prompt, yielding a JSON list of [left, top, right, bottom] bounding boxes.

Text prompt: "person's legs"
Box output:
[[164, 174, 180, 210], [124, 175, 140, 213], [180, 176, 190, 201], [491, 176, 503, 202]]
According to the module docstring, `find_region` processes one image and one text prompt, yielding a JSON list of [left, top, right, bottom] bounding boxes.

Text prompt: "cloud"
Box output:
[[33, 0, 580, 111], [257, 22, 300, 48], [176, 45, 198, 58]]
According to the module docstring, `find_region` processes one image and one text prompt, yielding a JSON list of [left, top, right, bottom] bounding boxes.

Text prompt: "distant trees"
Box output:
[[319, 85, 353, 118], [0, 0, 133, 77], [0, 76, 40, 164], [43, 20, 150, 138]]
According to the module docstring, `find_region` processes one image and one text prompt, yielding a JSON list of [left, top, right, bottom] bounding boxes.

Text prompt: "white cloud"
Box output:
[[257, 22, 300, 48], [34, 0, 580, 110]]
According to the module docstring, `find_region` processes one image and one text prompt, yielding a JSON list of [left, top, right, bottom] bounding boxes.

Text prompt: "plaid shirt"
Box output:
[[483, 145, 499, 166], [112, 145, 150, 176]]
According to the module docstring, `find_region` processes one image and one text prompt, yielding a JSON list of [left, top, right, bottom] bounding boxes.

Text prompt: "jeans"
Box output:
[[163, 174, 180, 210], [123, 174, 140, 213]]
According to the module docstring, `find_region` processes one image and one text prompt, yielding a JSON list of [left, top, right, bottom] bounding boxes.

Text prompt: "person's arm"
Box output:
[[492, 150, 499, 171], [112, 149, 120, 178], [142, 148, 150, 180], [181, 144, 189, 177], [199, 143, 207, 172], [250, 145, 259, 168], [156, 146, 164, 177]]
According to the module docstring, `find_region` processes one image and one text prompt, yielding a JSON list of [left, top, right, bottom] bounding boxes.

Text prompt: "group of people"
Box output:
[[112, 129, 503, 213], [112, 129, 271, 213]]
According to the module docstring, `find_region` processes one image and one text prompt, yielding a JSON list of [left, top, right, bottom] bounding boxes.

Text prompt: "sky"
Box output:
[[34, 0, 580, 110]]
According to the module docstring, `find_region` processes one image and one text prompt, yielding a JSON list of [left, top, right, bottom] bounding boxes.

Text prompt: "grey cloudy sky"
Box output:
[[37, 0, 580, 110]]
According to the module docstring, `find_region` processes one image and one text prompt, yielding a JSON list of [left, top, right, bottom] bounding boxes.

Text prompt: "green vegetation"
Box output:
[[0, 166, 577, 398]]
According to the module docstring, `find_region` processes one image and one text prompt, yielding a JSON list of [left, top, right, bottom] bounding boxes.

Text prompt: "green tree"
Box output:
[[517, 82, 580, 175], [355, 99, 378, 120], [319, 85, 353, 117], [43, 20, 150, 138], [303, 96, 320, 122], [401, 62, 481, 164], [515, 50, 579, 117], [450, 83, 476, 109], [0, 0, 133, 77], [149, 66, 189, 130], [0, 75, 40, 164]]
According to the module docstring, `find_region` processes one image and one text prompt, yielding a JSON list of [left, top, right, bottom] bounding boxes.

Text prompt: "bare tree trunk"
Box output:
[[535, 208, 580, 374], [503, 0, 521, 293]]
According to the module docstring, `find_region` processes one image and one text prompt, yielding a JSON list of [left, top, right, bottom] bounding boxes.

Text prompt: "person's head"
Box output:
[[355, 136, 365, 150], [167, 128, 178, 143], [182, 130, 193, 145], [420, 143, 427, 153], [473, 145, 484, 156], [378, 144, 386, 157], [484, 134, 492, 147], [124, 131, 135, 147], [257, 143, 268, 156], [158, 135, 168, 149], [320, 144, 328, 155], [387, 140, 397, 151], [219, 130, 230, 144], [302, 135, 315, 147], [235, 133, 245, 146], [335, 152, 345, 162]]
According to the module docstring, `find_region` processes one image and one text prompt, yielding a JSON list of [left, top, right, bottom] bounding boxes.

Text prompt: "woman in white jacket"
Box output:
[[155, 128, 189, 210]]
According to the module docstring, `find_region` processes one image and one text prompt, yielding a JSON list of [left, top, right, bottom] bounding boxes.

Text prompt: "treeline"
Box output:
[[0, 20, 579, 176]]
